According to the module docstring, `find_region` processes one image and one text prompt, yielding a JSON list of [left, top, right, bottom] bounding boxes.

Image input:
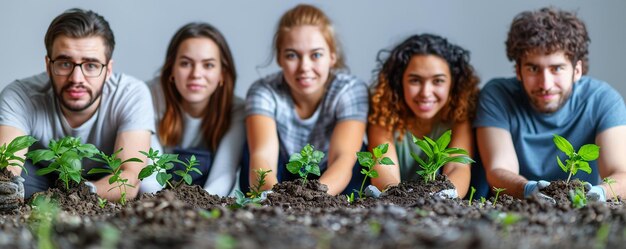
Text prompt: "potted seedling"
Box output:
[[411, 130, 474, 183], [553, 134, 599, 183], [0, 135, 37, 177], [137, 148, 201, 189], [87, 148, 143, 205], [26, 136, 99, 191], [355, 143, 394, 199], [286, 144, 324, 186]]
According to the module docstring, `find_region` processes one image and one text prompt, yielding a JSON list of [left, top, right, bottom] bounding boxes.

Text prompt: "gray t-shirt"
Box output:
[[474, 76, 626, 184], [246, 71, 369, 169], [394, 123, 451, 182], [0, 72, 155, 173], [144, 79, 245, 196]]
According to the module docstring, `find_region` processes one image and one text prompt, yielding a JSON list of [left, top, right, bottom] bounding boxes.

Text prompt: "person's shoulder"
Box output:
[[248, 72, 283, 96], [108, 72, 149, 92], [332, 72, 366, 87], [481, 77, 520, 95], [6, 72, 50, 93]]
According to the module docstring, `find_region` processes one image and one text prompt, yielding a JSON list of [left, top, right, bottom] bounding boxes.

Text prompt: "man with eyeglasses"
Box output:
[[0, 8, 154, 211]]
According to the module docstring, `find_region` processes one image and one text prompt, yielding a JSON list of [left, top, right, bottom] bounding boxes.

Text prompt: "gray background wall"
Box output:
[[2, 1, 625, 99]]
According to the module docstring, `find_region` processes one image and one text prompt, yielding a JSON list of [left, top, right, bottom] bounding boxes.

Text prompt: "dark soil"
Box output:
[[0, 177, 625, 249]]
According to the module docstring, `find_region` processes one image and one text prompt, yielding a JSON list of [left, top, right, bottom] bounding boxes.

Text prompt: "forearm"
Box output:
[[444, 164, 470, 198], [319, 155, 355, 195], [487, 168, 528, 198], [370, 169, 400, 191], [248, 155, 278, 191]]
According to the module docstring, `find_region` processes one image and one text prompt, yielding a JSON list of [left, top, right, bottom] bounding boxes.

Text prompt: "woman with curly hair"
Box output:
[[368, 34, 480, 198]]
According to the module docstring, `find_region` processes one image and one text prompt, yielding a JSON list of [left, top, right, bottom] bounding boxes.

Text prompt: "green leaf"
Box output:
[[183, 174, 192, 185], [379, 157, 395, 165], [369, 171, 379, 178], [578, 144, 600, 161], [190, 167, 203, 175], [286, 161, 301, 174], [87, 168, 112, 175], [109, 175, 119, 184], [174, 170, 185, 177], [138, 166, 155, 180], [25, 150, 56, 165], [6, 135, 37, 154], [288, 153, 303, 162], [356, 152, 374, 167], [443, 155, 475, 165], [553, 134, 575, 156], [410, 152, 427, 167], [556, 156, 567, 173], [36, 167, 57, 176], [413, 137, 433, 158], [444, 147, 469, 156], [156, 172, 171, 186], [577, 161, 592, 174], [311, 151, 325, 164], [360, 169, 368, 175], [373, 146, 383, 159], [310, 165, 321, 176], [69, 172, 82, 184], [435, 130, 452, 151]]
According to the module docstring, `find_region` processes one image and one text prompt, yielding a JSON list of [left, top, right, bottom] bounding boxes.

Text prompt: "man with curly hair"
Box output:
[[475, 7, 626, 203]]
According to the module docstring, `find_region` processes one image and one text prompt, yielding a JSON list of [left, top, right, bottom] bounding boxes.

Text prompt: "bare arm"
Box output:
[[0, 125, 27, 176], [367, 124, 400, 190], [442, 121, 472, 198], [246, 115, 279, 191], [92, 130, 150, 201], [595, 126, 626, 198], [477, 127, 527, 198], [320, 120, 366, 195]]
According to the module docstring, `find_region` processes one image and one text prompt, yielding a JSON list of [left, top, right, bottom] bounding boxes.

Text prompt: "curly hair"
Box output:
[[506, 7, 590, 74], [369, 34, 480, 140]]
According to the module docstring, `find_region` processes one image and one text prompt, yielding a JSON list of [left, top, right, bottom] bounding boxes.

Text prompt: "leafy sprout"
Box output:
[[603, 177, 619, 203], [569, 185, 587, 208], [356, 143, 394, 199], [138, 148, 202, 189], [553, 134, 599, 183], [286, 144, 324, 186], [0, 135, 37, 174], [411, 130, 474, 183], [468, 186, 476, 205], [247, 169, 271, 199], [230, 189, 262, 209], [88, 148, 143, 205], [492, 187, 506, 207], [172, 155, 202, 188], [27, 136, 99, 190]]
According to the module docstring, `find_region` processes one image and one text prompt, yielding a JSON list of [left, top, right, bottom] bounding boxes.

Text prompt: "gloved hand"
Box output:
[[583, 182, 606, 202], [84, 181, 97, 194], [433, 188, 458, 199], [0, 176, 24, 212], [524, 180, 556, 205], [364, 185, 382, 198], [259, 190, 273, 201]]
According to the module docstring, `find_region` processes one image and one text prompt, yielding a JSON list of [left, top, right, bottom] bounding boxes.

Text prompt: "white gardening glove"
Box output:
[[524, 180, 556, 205]]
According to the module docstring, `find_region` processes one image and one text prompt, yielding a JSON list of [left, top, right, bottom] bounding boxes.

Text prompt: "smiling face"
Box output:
[[171, 37, 223, 115], [277, 25, 336, 101], [402, 55, 452, 122], [46, 35, 112, 114], [516, 50, 582, 113]]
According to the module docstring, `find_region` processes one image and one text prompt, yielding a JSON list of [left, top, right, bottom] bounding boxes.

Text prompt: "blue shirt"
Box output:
[[474, 76, 626, 184]]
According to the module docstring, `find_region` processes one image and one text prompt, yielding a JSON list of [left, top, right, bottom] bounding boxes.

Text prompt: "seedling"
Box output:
[[28, 196, 58, 249], [199, 208, 221, 219], [88, 148, 143, 205], [553, 134, 599, 183], [603, 177, 619, 203], [0, 135, 37, 174], [27, 136, 99, 190], [99, 223, 120, 249], [570, 185, 587, 208], [492, 187, 506, 207], [230, 189, 262, 209], [286, 144, 323, 186], [97, 197, 108, 209], [138, 148, 183, 189], [595, 223, 611, 249], [247, 169, 272, 199], [468, 186, 476, 205], [479, 197, 487, 207], [411, 130, 474, 183], [356, 143, 394, 199], [346, 192, 355, 204]]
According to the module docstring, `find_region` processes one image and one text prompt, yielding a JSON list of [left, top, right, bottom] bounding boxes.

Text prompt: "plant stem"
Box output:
[[566, 163, 574, 183], [358, 172, 369, 199]]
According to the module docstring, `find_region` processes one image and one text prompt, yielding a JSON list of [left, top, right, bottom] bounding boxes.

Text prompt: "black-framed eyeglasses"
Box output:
[[49, 59, 108, 78]]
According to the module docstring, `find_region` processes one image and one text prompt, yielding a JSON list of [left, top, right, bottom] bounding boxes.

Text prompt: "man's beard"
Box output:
[[51, 77, 104, 112], [524, 74, 574, 114]]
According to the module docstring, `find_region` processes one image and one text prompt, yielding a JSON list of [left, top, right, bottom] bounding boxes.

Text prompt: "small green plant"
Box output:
[[346, 192, 355, 204], [28, 196, 59, 249], [492, 187, 506, 207], [247, 169, 272, 199], [356, 143, 394, 199], [27, 136, 99, 190], [199, 208, 222, 219], [230, 189, 262, 209], [492, 211, 522, 238], [286, 144, 324, 186], [97, 197, 108, 209], [88, 148, 143, 205], [0, 135, 37, 174], [173, 155, 202, 188], [595, 223, 611, 249], [468, 186, 476, 205], [570, 185, 587, 208], [553, 134, 600, 183], [479, 197, 487, 207], [138, 148, 185, 189], [603, 177, 619, 203], [411, 130, 474, 183], [99, 223, 120, 249]]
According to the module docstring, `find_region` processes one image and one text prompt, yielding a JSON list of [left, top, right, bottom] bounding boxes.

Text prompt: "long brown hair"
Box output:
[[159, 22, 237, 151]]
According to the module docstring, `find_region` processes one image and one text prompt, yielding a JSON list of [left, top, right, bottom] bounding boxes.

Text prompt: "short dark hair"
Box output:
[[506, 7, 590, 74], [44, 8, 115, 61]]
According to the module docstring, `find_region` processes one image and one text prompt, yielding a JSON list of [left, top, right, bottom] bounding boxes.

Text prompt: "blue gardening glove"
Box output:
[[364, 185, 382, 198], [84, 181, 97, 194], [259, 190, 273, 201], [583, 182, 606, 202], [0, 176, 24, 212], [524, 180, 556, 204], [434, 188, 458, 199]]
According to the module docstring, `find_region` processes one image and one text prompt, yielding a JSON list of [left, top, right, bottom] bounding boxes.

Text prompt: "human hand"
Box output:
[[434, 188, 458, 199], [524, 180, 556, 204], [583, 182, 606, 202], [0, 176, 24, 212], [364, 185, 382, 198]]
